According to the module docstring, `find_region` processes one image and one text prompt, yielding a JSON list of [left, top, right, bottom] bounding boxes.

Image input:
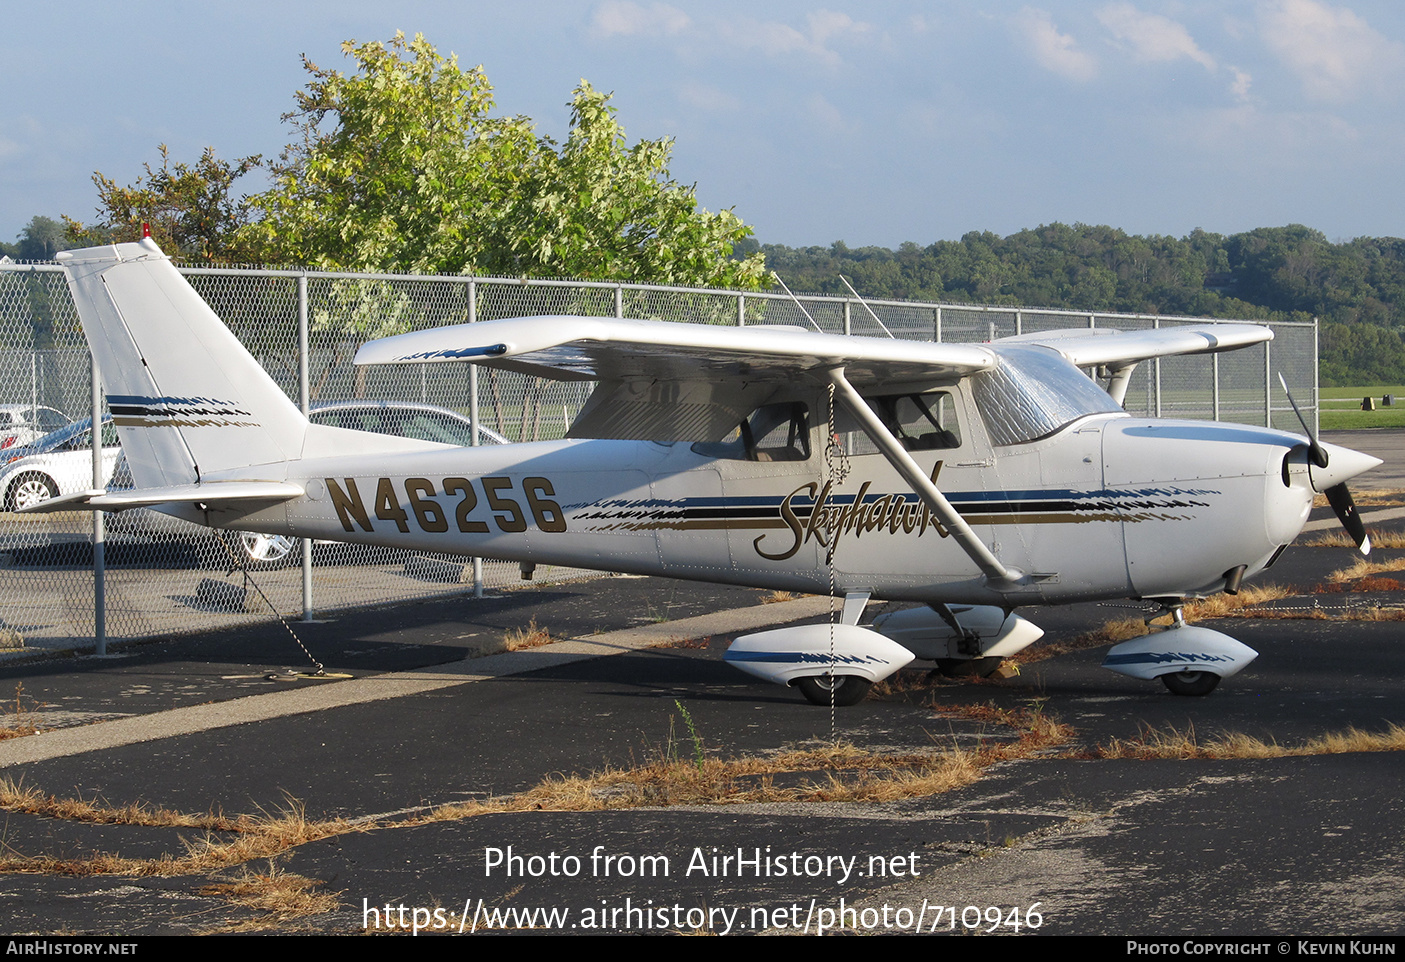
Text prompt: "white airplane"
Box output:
[[33, 238, 1380, 704]]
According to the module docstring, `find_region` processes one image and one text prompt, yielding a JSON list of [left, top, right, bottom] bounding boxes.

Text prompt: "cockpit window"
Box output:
[[692, 402, 810, 461], [834, 391, 963, 454], [972, 345, 1124, 445]]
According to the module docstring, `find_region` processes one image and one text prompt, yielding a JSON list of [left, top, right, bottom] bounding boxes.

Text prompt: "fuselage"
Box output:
[[200, 398, 1318, 609]]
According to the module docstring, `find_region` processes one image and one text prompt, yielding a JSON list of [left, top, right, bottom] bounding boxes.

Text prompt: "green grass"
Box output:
[[1320, 386, 1405, 430]]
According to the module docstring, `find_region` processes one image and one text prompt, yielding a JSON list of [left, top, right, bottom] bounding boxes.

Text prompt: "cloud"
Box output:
[[1012, 8, 1097, 82], [591, 1, 690, 38], [1258, 0, 1405, 102], [719, 10, 872, 67], [1096, 3, 1216, 71], [1230, 67, 1253, 102]]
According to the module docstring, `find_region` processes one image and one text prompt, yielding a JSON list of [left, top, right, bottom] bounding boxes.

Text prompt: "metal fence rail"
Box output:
[[0, 260, 1316, 649]]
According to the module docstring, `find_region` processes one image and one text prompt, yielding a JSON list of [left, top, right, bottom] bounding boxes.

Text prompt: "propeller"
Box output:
[[1277, 373, 1371, 555]]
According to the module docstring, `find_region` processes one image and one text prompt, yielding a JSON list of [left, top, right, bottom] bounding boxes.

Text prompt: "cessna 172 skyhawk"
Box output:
[[34, 238, 1380, 704]]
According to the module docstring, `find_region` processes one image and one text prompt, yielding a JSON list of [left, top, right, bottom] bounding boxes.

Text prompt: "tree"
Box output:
[[65, 146, 261, 263], [244, 33, 767, 288], [15, 216, 67, 261]]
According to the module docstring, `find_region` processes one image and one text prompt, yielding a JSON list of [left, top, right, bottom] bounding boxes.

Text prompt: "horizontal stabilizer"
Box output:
[[18, 480, 305, 514]]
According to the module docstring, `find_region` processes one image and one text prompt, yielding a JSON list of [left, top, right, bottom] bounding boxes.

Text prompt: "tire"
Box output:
[[1161, 670, 1221, 697], [795, 674, 873, 707], [6, 472, 58, 511]]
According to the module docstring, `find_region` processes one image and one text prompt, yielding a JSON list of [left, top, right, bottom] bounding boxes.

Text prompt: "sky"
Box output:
[[4, 0, 1404, 249]]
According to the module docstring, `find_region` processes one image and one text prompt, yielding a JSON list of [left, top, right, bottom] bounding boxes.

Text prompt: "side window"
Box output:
[[836, 391, 963, 455], [692, 402, 810, 461]]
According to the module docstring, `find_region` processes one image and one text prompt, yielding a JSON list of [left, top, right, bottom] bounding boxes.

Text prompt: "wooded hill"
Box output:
[[752, 223, 1405, 387]]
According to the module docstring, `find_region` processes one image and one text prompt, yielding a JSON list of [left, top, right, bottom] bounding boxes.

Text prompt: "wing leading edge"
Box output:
[[353, 315, 999, 386]]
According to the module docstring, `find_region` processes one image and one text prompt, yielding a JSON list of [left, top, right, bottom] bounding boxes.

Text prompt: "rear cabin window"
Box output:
[[692, 401, 810, 461]]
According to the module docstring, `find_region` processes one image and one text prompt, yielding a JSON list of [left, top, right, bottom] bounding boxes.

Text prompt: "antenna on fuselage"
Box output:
[[838, 275, 895, 339], [772, 275, 825, 333]]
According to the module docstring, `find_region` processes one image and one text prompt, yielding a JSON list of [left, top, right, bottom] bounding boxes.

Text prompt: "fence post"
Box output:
[[298, 274, 314, 622], [1264, 337, 1273, 428], [737, 294, 745, 327], [469, 279, 483, 598], [1154, 317, 1162, 418], [615, 285, 623, 319], [91, 353, 105, 655], [1212, 352, 1220, 422]]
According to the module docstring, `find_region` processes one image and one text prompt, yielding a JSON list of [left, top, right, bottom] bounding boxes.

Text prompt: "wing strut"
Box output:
[[825, 368, 1024, 589]]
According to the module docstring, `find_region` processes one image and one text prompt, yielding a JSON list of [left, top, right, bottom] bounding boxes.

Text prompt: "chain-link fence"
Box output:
[[0, 260, 1316, 649]]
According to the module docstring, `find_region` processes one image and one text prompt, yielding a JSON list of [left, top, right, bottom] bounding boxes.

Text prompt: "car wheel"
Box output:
[[238, 532, 300, 568], [7, 472, 58, 511]]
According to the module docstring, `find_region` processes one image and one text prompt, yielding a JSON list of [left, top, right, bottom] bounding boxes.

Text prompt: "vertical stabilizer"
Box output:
[[57, 239, 307, 487]]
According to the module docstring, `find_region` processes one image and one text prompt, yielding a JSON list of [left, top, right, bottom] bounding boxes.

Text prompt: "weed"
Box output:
[[0, 684, 42, 740], [674, 700, 705, 771], [760, 591, 796, 604], [502, 618, 553, 651]]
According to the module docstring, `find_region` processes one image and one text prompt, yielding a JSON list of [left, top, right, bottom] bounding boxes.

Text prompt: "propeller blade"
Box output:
[[1325, 483, 1370, 556], [1277, 373, 1328, 468]]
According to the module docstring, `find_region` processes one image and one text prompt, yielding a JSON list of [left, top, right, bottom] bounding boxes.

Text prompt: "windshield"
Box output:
[[971, 345, 1124, 445]]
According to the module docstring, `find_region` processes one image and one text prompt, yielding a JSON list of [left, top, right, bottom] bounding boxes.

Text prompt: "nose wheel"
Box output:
[[1161, 670, 1221, 696]]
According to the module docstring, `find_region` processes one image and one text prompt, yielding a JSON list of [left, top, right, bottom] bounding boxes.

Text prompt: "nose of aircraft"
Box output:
[[1308, 442, 1383, 493], [1299, 440, 1382, 555]]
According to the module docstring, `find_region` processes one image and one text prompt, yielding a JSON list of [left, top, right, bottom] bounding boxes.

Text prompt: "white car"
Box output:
[[0, 405, 73, 451], [0, 416, 120, 512]]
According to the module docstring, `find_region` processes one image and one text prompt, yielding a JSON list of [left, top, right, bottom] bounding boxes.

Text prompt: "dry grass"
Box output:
[[759, 590, 797, 604], [0, 783, 354, 877], [0, 776, 244, 831], [199, 863, 341, 920], [1095, 722, 1405, 760], [1303, 527, 1405, 549], [502, 617, 553, 651], [1326, 556, 1405, 584], [650, 635, 712, 649], [418, 705, 1071, 821], [0, 684, 42, 740], [1181, 584, 1292, 619], [1313, 489, 1405, 509]]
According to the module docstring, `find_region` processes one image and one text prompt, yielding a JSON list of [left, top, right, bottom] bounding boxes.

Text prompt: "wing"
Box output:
[[355, 316, 997, 442], [355, 315, 996, 383], [992, 323, 1272, 368]]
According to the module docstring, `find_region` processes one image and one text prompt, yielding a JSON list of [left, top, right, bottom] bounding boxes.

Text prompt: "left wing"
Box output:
[[354, 315, 997, 386], [356, 316, 997, 443]]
